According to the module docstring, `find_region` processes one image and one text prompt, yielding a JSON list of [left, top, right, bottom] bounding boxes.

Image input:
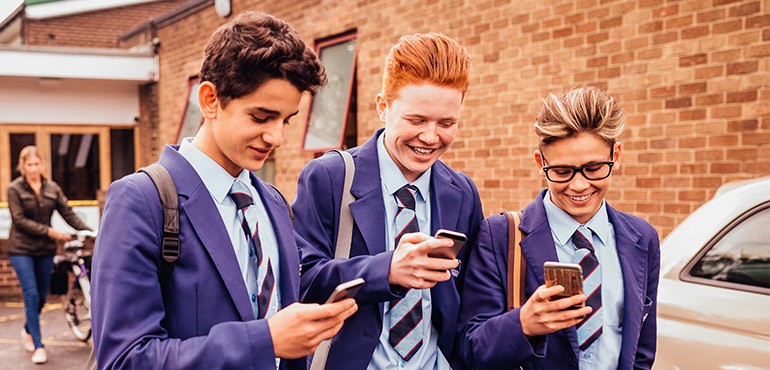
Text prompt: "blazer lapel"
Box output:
[[348, 132, 387, 256], [252, 175, 300, 307], [607, 205, 647, 364], [159, 147, 254, 322], [429, 164, 462, 233], [519, 190, 580, 361]]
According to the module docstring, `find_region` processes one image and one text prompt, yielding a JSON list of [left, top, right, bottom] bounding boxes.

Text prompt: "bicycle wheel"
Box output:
[[64, 283, 91, 342]]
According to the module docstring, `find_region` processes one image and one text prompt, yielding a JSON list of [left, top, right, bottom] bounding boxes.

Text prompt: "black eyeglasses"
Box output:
[[540, 147, 615, 183]]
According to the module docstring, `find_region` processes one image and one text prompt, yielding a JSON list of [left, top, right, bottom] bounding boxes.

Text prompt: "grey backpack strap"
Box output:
[[310, 149, 355, 370], [138, 163, 180, 263], [334, 149, 355, 259]]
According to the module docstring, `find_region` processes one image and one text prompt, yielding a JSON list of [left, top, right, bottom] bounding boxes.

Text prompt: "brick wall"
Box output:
[[24, 0, 187, 48], [149, 0, 769, 239]]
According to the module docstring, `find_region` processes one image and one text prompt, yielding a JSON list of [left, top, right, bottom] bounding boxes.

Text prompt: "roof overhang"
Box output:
[[0, 45, 157, 81], [25, 0, 166, 20]]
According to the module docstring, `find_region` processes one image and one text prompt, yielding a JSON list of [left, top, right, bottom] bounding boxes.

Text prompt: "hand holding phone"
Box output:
[[543, 261, 585, 309], [325, 278, 365, 304], [428, 229, 467, 259]]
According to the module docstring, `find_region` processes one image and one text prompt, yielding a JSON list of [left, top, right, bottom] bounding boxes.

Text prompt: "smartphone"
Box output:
[[543, 261, 585, 309], [428, 229, 467, 259], [325, 278, 365, 304]]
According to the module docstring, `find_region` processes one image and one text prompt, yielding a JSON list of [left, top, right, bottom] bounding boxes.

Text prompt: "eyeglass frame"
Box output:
[[540, 146, 616, 183]]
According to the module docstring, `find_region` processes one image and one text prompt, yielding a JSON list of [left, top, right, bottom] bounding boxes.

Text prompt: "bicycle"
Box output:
[[55, 230, 97, 342]]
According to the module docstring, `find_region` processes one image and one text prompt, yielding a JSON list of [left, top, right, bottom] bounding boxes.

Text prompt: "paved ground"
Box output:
[[0, 300, 92, 370]]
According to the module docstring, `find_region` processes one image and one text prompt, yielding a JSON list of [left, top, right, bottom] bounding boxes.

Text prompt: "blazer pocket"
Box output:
[[641, 296, 653, 323]]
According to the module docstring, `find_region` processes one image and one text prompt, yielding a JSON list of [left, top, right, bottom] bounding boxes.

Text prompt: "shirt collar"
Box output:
[[376, 133, 431, 202], [543, 190, 611, 246], [179, 137, 251, 204]]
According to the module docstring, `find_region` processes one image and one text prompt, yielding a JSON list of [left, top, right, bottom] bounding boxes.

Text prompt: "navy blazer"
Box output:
[[91, 146, 303, 370], [458, 190, 659, 370], [293, 129, 484, 369]]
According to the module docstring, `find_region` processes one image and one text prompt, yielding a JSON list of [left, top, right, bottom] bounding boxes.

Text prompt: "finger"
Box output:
[[423, 257, 460, 271], [415, 237, 454, 254], [538, 285, 566, 300], [552, 293, 587, 311], [318, 298, 357, 317], [397, 232, 431, 246]]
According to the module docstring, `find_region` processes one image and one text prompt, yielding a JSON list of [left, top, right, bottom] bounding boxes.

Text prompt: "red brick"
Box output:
[[679, 109, 706, 120], [692, 177, 723, 189], [653, 32, 678, 44], [553, 27, 573, 38], [711, 163, 740, 173], [713, 19, 743, 34], [679, 137, 707, 148], [713, 0, 742, 5], [587, 32, 610, 43], [727, 119, 759, 131], [727, 61, 759, 75], [639, 21, 663, 33], [666, 97, 692, 109], [694, 66, 724, 79], [726, 90, 758, 103], [637, 177, 662, 187], [638, 48, 662, 59], [666, 15, 693, 29], [653, 4, 679, 17], [746, 44, 770, 57], [598, 67, 621, 78], [696, 149, 725, 161], [709, 134, 739, 146], [746, 14, 770, 28], [600, 16, 623, 29], [764, 29, 770, 41], [727, 148, 759, 160], [679, 82, 707, 94], [682, 26, 710, 39], [743, 133, 770, 145], [728, 2, 760, 17], [679, 190, 707, 201], [712, 106, 742, 118], [679, 53, 707, 67], [697, 9, 726, 23]]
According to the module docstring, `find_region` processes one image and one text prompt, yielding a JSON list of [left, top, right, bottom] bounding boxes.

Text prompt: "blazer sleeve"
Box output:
[[91, 176, 275, 370], [293, 156, 403, 306], [457, 215, 546, 369], [634, 225, 660, 369]]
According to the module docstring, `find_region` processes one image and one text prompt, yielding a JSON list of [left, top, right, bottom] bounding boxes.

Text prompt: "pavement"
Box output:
[[0, 300, 92, 370]]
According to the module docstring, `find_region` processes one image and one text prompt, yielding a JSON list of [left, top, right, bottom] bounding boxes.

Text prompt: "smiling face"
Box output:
[[535, 132, 622, 224], [194, 78, 302, 176], [377, 83, 463, 182]]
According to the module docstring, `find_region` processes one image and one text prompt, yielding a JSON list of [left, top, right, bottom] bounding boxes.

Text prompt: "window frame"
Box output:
[[175, 76, 203, 144], [301, 31, 357, 153], [681, 201, 770, 295]]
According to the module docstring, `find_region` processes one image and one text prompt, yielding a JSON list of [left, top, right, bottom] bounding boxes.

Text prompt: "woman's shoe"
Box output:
[[31, 348, 47, 364], [20, 328, 34, 352]]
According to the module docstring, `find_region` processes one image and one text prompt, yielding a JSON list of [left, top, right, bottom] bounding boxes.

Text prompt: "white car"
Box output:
[[654, 176, 770, 370]]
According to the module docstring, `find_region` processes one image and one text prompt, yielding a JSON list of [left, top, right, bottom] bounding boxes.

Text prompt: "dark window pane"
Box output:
[[690, 207, 770, 289], [110, 129, 135, 181], [50, 134, 99, 200], [10, 133, 36, 181]]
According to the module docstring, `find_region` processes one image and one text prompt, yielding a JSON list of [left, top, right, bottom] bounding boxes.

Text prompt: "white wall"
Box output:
[[0, 76, 141, 125]]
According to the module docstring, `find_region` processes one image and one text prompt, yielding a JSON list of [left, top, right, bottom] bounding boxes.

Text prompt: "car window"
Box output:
[[688, 206, 770, 291]]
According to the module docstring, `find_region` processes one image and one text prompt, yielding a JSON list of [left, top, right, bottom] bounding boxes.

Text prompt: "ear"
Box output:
[[375, 92, 388, 122], [534, 149, 546, 178], [613, 141, 622, 171], [198, 81, 220, 120]]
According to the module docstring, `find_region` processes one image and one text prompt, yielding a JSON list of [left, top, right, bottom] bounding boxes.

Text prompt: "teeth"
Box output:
[[570, 194, 591, 201], [412, 147, 434, 155]]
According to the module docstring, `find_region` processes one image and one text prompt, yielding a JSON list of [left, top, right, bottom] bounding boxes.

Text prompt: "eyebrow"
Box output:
[[249, 107, 299, 118]]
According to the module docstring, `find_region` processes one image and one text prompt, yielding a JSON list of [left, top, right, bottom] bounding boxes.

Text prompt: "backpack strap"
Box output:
[[504, 211, 525, 311], [139, 163, 180, 264], [310, 149, 355, 370]]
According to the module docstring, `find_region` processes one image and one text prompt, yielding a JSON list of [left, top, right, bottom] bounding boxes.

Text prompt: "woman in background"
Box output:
[[7, 145, 92, 364]]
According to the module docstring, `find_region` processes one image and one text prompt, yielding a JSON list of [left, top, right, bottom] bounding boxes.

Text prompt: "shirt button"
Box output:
[[251, 294, 257, 302]]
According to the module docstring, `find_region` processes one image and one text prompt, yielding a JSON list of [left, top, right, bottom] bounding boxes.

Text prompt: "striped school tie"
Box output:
[[229, 180, 276, 320], [572, 226, 603, 351], [388, 184, 424, 361]]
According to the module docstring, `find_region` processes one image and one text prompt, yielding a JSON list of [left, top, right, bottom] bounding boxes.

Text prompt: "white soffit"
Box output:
[[0, 47, 157, 81], [25, 0, 165, 20]]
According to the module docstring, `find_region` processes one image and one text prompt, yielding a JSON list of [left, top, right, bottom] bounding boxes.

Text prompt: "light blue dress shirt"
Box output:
[[178, 138, 282, 319], [543, 191, 623, 370], [366, 134, 450, 370]]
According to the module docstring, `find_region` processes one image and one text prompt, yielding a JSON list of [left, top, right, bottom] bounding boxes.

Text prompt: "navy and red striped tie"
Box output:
[[388, 184, 424, 361], [572, 226, 603, 351], [229, 180, 276, 320]]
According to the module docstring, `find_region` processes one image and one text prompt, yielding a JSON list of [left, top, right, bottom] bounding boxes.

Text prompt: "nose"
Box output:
[[262, 121, 285, 147], [418, 123, 440, 145], [569, 171, 592, 192]]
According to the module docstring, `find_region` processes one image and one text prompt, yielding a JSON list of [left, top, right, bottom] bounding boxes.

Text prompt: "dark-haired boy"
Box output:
[[91, 12, 356, 369]]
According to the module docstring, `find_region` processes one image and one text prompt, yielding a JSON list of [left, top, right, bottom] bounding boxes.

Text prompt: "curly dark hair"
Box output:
[[199, 11, 326, 107]]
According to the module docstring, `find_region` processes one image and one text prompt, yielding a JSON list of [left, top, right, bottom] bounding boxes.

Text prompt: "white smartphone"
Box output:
[[428, 229, 467, 259], [325, 278, 365, 304]]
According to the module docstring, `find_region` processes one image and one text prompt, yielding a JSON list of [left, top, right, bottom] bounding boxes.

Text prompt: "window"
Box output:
[[176, 77, 203, 144], [687, 204, 770, 292], [110, 128, 135, 181], [9, 133, 36, 181], [50, 134, 100, 200], [303, 32, 357, 152]]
